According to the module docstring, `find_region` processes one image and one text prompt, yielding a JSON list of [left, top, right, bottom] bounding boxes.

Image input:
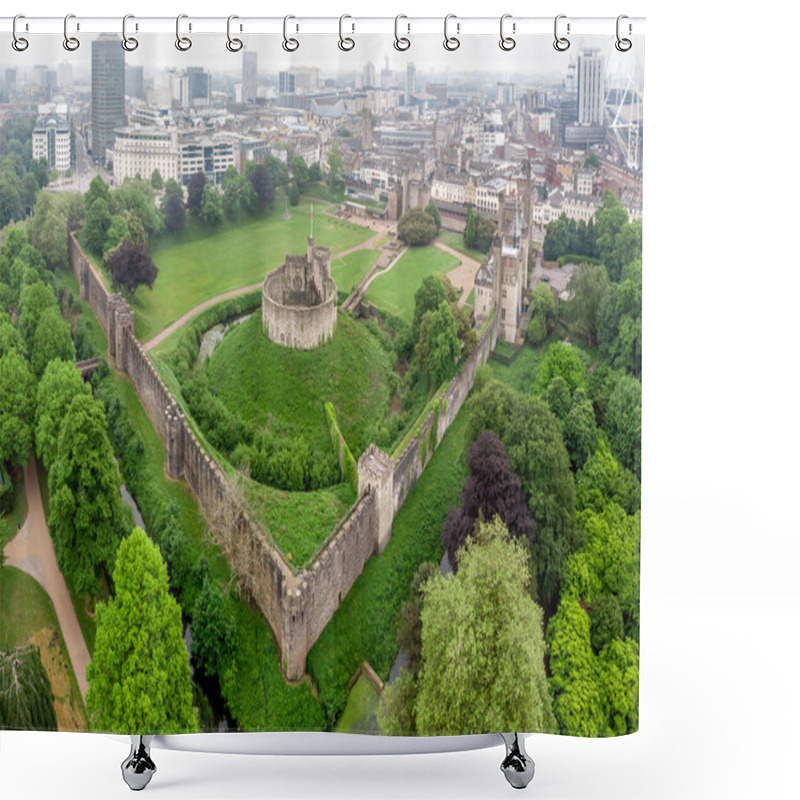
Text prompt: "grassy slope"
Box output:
[[334, 675, 380, 734], [307, 407, 470, 725], [364, 246, 459, 322], [437, 231, 488, 263], [207, 313, 392, 458], [330, 249, 379, 295], [131, 202, 373, 341]]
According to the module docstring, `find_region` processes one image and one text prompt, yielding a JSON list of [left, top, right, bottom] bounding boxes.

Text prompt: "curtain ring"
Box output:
[[176, 14, 192, 51], [499, 14, 515, 51], [615, 15, 632, 52], [283, 15, 299, 52], [122, 14, 138, 51], [338, 14, 355, 51], [394, 14, 410, 51], [444, 14, 460, 51], [226, 15, 243, 52], [12, 14, 29, 52], [63, 14, 80, 51], [554, 14, 570, 51]]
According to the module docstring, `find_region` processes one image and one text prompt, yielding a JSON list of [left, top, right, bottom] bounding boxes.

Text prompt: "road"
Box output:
[[3, 457, 91, 699]]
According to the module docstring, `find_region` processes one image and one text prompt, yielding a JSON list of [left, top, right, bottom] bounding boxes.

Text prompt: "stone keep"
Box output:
[[262, 237, 337, 349]]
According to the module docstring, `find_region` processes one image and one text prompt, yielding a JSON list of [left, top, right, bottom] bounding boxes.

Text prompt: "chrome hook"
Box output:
[[176, 14, 192, 51], [122, 14, 138, 51], [615, 15, 632, 52], [63, 14, 80, 51], [444, 14, 460, 51], [283, 15, 299, 52], [554, 14, 570, 52], [226, 15, 243, 52], [339, 14, 355, 51], [12, 14, 29, 52], [394, 14, 410, 51], [499, 14, 516, 51]]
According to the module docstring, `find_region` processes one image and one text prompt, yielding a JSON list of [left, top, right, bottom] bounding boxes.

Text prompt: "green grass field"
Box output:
[[437, 231, 488, 263], [334, 675, 380, 734], [488, 343, 542, 393], [120, 201, 374, 342], [207, 313, 393, 458], [1, 471, 27, 550], [364, 246, 460, 322], [330, 250, 379, 295]]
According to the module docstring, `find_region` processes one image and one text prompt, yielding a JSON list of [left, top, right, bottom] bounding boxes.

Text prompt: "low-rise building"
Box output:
[[32, 113, 71, 174], [112, 126, 179, 184]]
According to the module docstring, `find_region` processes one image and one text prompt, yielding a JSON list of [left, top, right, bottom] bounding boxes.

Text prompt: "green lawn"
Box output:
[[364, 246, 460, 323], [489, 343, 542, 394], [207, 313, 393, 459], [1, 471, 27, 550], [331, 250, 379, 295], [114, 201, 373, 342], [335, 675, 380, 734], [437, 231, 487, 263], [307, 406, 471, 726]]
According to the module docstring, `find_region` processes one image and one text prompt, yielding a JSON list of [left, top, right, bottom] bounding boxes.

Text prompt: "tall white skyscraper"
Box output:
[[242, 51, 257, 104], [576, 49, 605, 125], [363, 61, 376, 88]]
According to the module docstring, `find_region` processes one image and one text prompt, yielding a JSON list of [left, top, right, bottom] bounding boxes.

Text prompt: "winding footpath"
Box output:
[[3, 457, 91, 699]]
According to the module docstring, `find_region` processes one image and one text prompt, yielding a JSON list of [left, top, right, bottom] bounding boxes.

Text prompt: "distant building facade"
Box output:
[[91, 35, 125, 162], [32, 114, 71, 174], [112, 126, 179, 184]]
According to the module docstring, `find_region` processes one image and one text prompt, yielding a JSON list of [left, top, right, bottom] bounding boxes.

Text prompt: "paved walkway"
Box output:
[[435, 241, 483, 307], [3, 457, 91, 699]]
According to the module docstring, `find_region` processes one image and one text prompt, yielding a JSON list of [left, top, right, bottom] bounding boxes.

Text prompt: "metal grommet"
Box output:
[[63, 13, 80, 51], [394, 14, 410, 51], [226, 15, 243, 52], [499, 14, 515, 51], [12, 14, 29, 52], [338, 14, 355, 51], [122, 14, 138, 51], [283, 15, 299, 52], [444, 14, 460, 51], [554, 14, 570, 51], [176, 13, 192, 51], [615, 14, 632, 52]]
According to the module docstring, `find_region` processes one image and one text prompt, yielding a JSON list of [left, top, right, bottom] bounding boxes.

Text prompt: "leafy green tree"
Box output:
[[85, 175, 110, 209], [596, 637, 639, 735], [187, 171, 206, 216], [0, 181, 24, 228], [415, 518, 555, 735], [326, 142, 343, 193], [28, 192, 74, 271], [35, 359, 91, 472], [599, 260, 642, 377], [221, 166, 244, 221], [105, 240, 159, 301], [534, 342, 587, 395], [0, 350, 36, 466], [377, 668, 418, 735], [543, 375, 572, 422], [49, 394, 129, 595], [123, 210, 149, 249], [112, 178, 163, 237], [464, 206, 477, 249], [590, 592, 623, 654], [611, 220, 642, 281], [474, 215, 496, 253], [0, 645, 57, 731], [291, 156, 309, 191], [417, 301, 460, 387], [584, 152, 600, 169], [86, 528, 198, 733], [308, 161, 322, 183], [199, 184, 223, 228], [566, 263, 609, 347], [82, 196, 111, 255], [150, 168, 163, 190], [527, 283, 558, 345], [0, 316, 24, 359], [396, 562, 439, 673], [605, 375, 641, 478], [162, 191, 186, 236], [424, 199, 441, 232], [191, 579, 234, 679], [595, 192, 629, 281], [397, 207, 437, 247], [563, 388, 598, 470], [248, 164, 275, 209], [30, 306, 74, 379], [256, 156, 289, 189], [103, 214, 130, 254], [412, 274, 449, 341], [162, 179, 183, 203], [239, 182, 259, 217], [575, 434, 640, 516]]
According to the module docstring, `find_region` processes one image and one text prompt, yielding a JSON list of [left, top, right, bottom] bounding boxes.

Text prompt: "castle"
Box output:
[[262, 236, 337, 349], [473, 194, 531, 343]]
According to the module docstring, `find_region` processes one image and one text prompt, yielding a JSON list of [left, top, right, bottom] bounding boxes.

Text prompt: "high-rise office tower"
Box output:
[[125, 65, 144, 99], [91, 35, 125, 162], [242, 51, 257, 103], [363, 61, 375, 88], [406, 62, 416, 104], [577, 49, 605, 125], [187, 67, 211, 106], [278, 70, 295, 94]]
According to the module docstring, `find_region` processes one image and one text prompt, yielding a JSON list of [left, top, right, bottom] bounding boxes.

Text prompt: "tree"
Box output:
[[18, 280, 57, 351], [412, 274, 449, 340], [0, 350, 35, 466], [0, 316, 24, 359], [85, 175, 110, 209], [414, 518, 555, 735], [595, 191, 629, 281], [590, 592, 624, 654], [442, 431, 534, 570], [28, 192, 74, 271], [575, 434, 640, 517], [103, 214, 130, 254], [191, 579, 234, 679], [288, 181, 300, 206], [86, 528, 198, 733], [584, 152, 600, 169], [81, 196, 111, 255], [35, 359, 90, 472], [162, 191, 186, 236], [248, 164, 275, 210], [308, 161, 323, 183], [0, 645, 57, 731], [291, 156, 309, 191], [566, 263, 609, 347], [199, 184, 223, 228], [49, 394, 129, 596], [397, 207, 437, 247], [113, 178, 163, 237], [187, 171, 206, 216], [0, 182, 23, 228], [377, 668, 418, 735], [527, 283, 558, 345], [464, 206, 477, 249], [30, 306, 74, 379], [150, 168, 163, 190], [326, 141, 343, 193], [605, 375, 641, 478], [424, 199, 441, 232], [563, 387, 598, 470], [534, 342, 587, 395], [417, 301, 460, 387], [257, 155, 289, 188], [396, 562, 439, 673], [221, 166, 244, 221], [105, 240, 159, 301], [475, 215, 496, 253]]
